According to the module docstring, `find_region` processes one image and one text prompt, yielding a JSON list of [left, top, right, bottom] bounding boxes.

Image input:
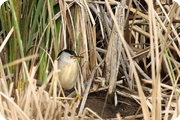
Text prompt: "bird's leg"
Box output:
[[74, 85, 82, 100]]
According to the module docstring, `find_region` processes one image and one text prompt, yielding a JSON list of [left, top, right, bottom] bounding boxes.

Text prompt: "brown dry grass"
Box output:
[[0, 0, 180, 119]]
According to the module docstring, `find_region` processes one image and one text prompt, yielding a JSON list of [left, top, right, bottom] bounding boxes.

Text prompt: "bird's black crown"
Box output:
[[57, 49, 77, 58]]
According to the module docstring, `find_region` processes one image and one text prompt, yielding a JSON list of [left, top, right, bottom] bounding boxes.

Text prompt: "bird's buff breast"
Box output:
[[58, 61, 79, 90]]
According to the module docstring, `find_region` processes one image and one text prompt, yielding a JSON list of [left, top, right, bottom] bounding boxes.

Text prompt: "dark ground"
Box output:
[[60, 85, 141, 119], [84, 91, 141, 119]]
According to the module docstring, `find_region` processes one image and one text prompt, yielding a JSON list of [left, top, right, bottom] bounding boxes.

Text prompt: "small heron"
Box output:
[[57, 49, 83, 91]]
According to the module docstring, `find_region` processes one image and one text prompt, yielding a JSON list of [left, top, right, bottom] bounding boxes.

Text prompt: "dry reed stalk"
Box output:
[[81, 107, 102, 120], [0, 27, 14, 53], [148, 0, 161, 119], [105, 0, 150, 119], [105, 3, 123, 100], [1, 0, 180, 119], [78, 59, 104, 115], [79, 3, 90, 83]]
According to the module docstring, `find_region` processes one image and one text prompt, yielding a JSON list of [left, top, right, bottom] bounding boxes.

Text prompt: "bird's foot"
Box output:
[[74, 86, 82, 100], [75, 93, 82, 100]]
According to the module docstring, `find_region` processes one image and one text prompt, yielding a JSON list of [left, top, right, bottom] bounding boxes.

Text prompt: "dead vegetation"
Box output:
[[0, 0, 180, 119]]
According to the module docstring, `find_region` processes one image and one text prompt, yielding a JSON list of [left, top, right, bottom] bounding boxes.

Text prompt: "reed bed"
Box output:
[[0, 0, 180, 119]]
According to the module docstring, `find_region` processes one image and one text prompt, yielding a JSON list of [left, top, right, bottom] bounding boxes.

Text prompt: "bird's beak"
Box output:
[[71, 55, 84, 59]]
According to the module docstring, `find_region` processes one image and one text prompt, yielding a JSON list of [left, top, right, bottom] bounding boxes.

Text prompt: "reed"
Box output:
[[0, 0, 179, 119]]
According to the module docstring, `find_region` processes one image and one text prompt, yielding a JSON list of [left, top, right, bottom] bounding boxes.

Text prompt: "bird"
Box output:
[[57, 49, 83, 91]]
